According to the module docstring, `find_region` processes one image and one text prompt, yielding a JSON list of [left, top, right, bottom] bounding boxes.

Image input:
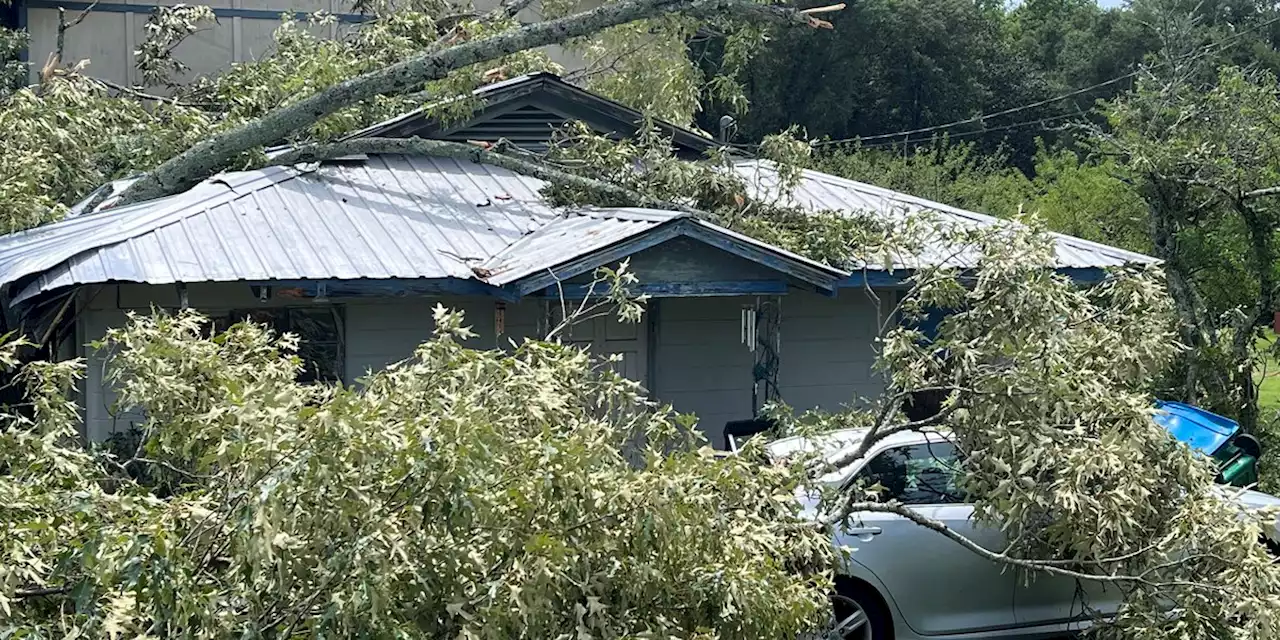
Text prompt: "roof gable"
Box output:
[[346, 73, 718, 157]]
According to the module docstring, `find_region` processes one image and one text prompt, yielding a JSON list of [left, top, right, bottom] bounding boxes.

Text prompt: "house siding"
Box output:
[[80, 284, 551, 442], [650, 292, 885, 448], [776, 291, 885, 412], [23, 0, 588, 89], [77, 283, 885, 446], [651, 296, 756, 447], [343, 299, 499, 382]]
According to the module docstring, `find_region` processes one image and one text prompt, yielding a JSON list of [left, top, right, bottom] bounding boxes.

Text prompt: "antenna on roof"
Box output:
[[718, 115, 737, 145]]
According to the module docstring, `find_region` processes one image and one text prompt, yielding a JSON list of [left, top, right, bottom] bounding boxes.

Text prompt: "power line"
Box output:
[[812, 76, 1133, 148], [817, 75, 1133, 147], [813, 12, 1280, 148], [853, 111, 1085, 149]]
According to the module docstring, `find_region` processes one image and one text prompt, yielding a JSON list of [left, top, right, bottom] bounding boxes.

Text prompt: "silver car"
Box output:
[[767, 428, 1280, 640]]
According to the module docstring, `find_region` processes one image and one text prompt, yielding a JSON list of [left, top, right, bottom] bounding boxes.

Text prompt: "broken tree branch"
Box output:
[[1244, 185, 1280, 199], [55, 1, 98, 66], [114, 0, 837, 206], [14, 585, 72, 599], [269, 136, 709, 216], [825, 501, 1226, 593], [87, 76, 222, 109]]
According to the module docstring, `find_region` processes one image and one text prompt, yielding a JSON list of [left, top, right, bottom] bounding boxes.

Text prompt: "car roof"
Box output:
[[765, 427, 950, 463]]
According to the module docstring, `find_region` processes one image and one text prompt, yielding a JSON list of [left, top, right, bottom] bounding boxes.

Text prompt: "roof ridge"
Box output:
[[733, 159, 1157, 264]]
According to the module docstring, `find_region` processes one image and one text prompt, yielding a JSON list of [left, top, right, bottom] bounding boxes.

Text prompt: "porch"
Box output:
[[73, 276, 891, 446]]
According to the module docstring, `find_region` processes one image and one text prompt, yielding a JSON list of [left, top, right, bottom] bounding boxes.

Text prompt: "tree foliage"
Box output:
[[537, 123, 914, 268], [1096, 61, 1280, 429], [1, 299, 834, 637], [882, 228, 1280, 638], [0, 0, 819, 233], [6, 0, 1280, 637]]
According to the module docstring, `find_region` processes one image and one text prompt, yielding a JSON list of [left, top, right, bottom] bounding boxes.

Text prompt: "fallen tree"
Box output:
[[0, 0, 835, 232], [0, 277, 837, 637], [4, 1, 1280, 636]]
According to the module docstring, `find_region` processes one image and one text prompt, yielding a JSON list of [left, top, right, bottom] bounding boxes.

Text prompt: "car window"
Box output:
[[853, 441, 966, 505]]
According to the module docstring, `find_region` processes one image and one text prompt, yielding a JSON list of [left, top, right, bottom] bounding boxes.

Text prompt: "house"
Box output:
[[4, 0, 586, 89], [0, 73, 1156, 446]]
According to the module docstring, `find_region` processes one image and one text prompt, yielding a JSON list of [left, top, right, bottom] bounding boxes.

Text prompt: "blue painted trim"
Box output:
[[839, 270, 915, 289], [1056, 267, 1109, 283], [23, 0, 369, 23], [681, 223, 841, 292], [537, 280, 789, 299], [251, 278, 517, 302]]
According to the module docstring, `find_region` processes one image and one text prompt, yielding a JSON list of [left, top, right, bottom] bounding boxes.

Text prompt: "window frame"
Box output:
[[849, 438, 968, 506], [210, 305, 346, 384]]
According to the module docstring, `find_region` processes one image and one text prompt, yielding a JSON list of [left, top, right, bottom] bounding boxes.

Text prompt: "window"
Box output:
[[853, 440, 966, 505], [211, 307, 344, 383]]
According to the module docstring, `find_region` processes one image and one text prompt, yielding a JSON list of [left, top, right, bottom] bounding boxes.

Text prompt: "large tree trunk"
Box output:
[[1231, 197, 1277, 432], [1143, 179, 1210, 401], [271, 137, 705, 214], [114, 0, 824, 207]]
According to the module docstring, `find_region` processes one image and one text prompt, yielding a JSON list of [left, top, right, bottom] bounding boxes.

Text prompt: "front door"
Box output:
[[563, 310, 648, 386], [841, 438, 1020, 636]]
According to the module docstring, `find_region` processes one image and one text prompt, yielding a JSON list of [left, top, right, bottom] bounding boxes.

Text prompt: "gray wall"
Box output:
[[26, 0, 588, 89], [650, 291, 886, 448], [79, 282, 530, 442], [76, 283, 886, 445], [777, 290, 886, 412]]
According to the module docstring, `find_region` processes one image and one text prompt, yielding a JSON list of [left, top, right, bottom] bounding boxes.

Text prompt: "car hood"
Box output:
[[1220, 487, 1280, 542]]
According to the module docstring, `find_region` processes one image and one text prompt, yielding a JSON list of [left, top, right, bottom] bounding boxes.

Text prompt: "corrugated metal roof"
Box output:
[[732, 159, 1157, 269], [3, 156, 845, 305], [483, 208, 681, 285], [0, 150, 1156, 307], [9, 155, 572, 303]]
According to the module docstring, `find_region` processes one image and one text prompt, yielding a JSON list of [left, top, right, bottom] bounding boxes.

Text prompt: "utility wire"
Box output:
[[853, 111, 1085, 149], [812, 12, 1280, 148], [818, 77, 1132, 147]]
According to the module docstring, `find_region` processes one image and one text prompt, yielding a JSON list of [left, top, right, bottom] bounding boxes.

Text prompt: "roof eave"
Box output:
[[507, 217, 846, 298]]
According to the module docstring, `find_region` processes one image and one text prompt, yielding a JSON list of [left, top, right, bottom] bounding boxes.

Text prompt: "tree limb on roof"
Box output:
[[112, 0, 841, 207], [269, 136, 709, 216]]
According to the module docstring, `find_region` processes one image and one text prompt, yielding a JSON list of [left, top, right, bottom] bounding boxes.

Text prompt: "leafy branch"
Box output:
[[115, 0, 841, 206]]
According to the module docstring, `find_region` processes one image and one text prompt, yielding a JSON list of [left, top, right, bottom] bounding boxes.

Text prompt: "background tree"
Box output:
[[1095, 41, 1280, 431]]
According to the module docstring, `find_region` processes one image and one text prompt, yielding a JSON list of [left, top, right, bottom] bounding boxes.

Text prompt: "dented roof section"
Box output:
[[0, 154, 846, 306]]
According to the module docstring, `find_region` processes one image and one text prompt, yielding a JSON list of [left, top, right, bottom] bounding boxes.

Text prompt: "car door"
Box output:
[[838, 437, 1021, 636], [1012, 567, 1125, 628]]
